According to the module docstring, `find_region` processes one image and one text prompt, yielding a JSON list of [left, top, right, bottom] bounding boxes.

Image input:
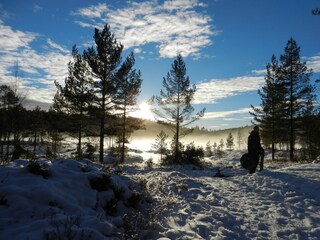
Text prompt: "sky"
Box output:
[[0, 0, 319, 130]]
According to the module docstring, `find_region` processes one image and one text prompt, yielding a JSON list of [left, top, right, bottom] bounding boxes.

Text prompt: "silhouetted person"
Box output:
[[247, 126, 264, 173]]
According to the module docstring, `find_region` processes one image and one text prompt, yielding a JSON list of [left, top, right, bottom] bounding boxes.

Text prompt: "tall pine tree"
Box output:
[[280, 38, 315, 160], [54, 45, 94, 157], [84, 25, 123, 163], [113, 53, 142, 163], [151, 54, 205, 162], [84, 24, 141, 163], [250, 54, 286, 160]]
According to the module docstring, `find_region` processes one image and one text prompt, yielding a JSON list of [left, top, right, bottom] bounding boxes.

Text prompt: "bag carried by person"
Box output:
[[240, 153, 253, 170], [241, 151, 265, 171]]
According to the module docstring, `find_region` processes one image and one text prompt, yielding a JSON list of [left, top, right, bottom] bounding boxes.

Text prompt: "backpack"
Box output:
[[240, 153, 252, 170]]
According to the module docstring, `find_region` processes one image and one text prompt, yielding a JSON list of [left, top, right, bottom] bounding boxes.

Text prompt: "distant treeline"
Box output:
[[0, 84, 143, 161]]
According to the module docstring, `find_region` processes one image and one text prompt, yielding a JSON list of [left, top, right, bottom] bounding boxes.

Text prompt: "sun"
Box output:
[[137, 102, 154, 120]]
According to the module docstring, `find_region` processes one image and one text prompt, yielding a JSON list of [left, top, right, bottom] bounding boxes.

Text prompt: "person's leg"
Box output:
[[259, 151, 264, 171], [249, 155, 259, 174]]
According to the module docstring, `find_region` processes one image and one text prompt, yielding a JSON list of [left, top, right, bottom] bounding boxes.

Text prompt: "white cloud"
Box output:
[[194, 54, 320, 106], [0, 21, 71, 110], [0, 23, 37, 52], [72, 0, 216, 58], [251, 69, 267, 75], [72, 3, 108, 19], [0, 6, 11, 20], [33, 4, 43, 13], [47, 39, 69, 54], [73, 20, 96, 29], [194, 75, 265, 104], [306, 55, 320, 73], [162, 0, 206, 11], [133, 48, 142, 54], [202, 108, 251, 120]]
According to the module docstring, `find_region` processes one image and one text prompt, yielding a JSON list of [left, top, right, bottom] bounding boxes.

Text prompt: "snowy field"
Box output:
[[0, 150, 320, 239]]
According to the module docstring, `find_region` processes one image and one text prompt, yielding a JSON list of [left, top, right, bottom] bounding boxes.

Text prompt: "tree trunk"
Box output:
[[33, 128, 37, 154], [99, 82, 106, 163], [121, 107, 126, 163], [99, 111, 105, 163], [78, 110, 83, 157], [290, 65, 294, 161]]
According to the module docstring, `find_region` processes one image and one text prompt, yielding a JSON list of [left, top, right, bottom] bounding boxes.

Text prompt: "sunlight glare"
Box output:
[[139, 102, 154, 120], [130, 101, 154, 120]]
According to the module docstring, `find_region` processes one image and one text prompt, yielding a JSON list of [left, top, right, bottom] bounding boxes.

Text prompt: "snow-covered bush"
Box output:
[[161, 142, 205, 167]]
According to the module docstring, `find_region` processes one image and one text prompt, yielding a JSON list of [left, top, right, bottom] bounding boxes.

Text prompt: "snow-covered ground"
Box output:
[[0, 150, 319, 239]]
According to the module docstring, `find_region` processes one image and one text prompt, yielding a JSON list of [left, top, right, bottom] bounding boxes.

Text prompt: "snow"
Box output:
[[1, 151, 320, 239]]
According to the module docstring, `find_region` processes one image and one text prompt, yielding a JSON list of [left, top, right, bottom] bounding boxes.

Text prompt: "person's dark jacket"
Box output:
[[248, 130, 263, 157]]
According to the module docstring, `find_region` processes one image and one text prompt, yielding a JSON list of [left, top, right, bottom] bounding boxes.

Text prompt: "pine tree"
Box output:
[[280, 38, 315, 160], [250, 54, 286, 160], [300, 113, 320, 159], [212, 142, 217, 153], [152, 130, 169, 161], [113, 53, 142, 162], [205, 141, 213, 157], [54, 45, 94, 157], [226, 132, 234, 151], [84, 24, 124, 163], [216, 139, 224, 158], [0, 85, 22, 160], [151, 54, 205, 162], [29, 106, 46, 156]]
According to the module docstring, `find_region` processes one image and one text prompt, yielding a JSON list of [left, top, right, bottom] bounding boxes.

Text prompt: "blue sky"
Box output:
[[0, 0, 319, 130]]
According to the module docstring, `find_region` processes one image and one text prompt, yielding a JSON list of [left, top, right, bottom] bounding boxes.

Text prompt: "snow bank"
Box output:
[[0, 159, 150, 240]]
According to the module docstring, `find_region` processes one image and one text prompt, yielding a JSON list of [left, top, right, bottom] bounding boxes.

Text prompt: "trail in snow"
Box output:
[[137, 163, 320, 240]]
